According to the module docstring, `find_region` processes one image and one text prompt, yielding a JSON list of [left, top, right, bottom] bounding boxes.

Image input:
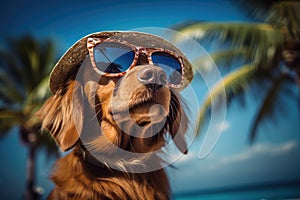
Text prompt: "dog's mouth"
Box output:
[[110, 95, 169, 127], [131, 99, 168, 126]]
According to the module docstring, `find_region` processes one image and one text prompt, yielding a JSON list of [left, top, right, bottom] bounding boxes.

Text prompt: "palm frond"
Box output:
[[0, 70, 24, 103], [192, 47, 250, 71], [249, 73, 292, 142], [232, 0, 281, 21], [5, 35, 50, 91], [27, 48, 40, 78], [0, 49, 25, 86], [196, 64, 256, 134], [39, 40, 56, 76], [176, 22, 283, 45], [0, 35, 58, 157], [36, 130, 59, 158], [26, 39, 55, 92], [1, 36, 56, 103], [267, 1, 300, 40], [0, 108, 23, 126], [174, 1, 300, 142], [24, 75, 51, 117], [231, 0, 300, 40], [175, 22, 285, 70], [27, 75, 51, 103], [7, 36, 36, 80]]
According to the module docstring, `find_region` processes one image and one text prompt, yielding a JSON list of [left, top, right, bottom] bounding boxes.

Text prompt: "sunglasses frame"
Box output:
[[87, 37, 185, 88]]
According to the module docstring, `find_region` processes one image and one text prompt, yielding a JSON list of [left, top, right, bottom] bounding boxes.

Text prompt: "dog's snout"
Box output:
[[137, 66, 167, 90]]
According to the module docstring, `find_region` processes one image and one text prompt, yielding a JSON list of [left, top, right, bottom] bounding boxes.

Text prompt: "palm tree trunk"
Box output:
[[25, 143, 37, 200]]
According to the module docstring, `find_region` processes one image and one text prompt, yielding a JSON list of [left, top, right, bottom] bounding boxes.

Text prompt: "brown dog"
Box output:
[[37, 32, 193, 200]]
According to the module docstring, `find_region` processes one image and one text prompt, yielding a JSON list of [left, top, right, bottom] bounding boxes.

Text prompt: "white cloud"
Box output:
[[219, 141, 298, 165], [169, 140, 300, 193], [171, 140, 299, 171]]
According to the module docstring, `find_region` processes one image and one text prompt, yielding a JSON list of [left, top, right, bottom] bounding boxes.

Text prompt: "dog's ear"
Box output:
[[36, 81, 84, 151], [168, 94, 188, 154]]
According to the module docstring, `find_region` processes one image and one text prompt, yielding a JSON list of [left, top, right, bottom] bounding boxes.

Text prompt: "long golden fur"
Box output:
[[37, 56, 188, 199]]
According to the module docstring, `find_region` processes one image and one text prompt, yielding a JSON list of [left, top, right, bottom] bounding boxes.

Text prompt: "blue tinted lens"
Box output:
[[93, 42, 135, 73], [151, 52, 182, 85]]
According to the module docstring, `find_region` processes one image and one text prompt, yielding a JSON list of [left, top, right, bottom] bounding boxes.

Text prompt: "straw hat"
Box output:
[[50, 31, 194, 94]]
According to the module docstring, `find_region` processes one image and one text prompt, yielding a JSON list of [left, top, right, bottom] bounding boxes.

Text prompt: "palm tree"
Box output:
[[0, 35, 58, 200], [174, 0, 300, 142]]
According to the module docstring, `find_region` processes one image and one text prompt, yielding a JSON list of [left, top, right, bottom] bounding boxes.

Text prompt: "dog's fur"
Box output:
[[37, 56, 188, 200]]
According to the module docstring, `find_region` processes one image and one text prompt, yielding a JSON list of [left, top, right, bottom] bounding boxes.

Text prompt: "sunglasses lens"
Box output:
[[151, 52, 182, 86], [93, 42, 135, 74]]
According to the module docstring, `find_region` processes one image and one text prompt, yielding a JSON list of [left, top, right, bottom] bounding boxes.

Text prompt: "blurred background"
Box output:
[[0, 0, 300, 199]]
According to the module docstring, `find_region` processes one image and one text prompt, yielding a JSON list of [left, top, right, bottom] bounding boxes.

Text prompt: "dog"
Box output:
[[37, 32, 193, 200]]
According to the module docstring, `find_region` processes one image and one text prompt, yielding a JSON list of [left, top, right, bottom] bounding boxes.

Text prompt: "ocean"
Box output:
[[174, 183, 300, 200]]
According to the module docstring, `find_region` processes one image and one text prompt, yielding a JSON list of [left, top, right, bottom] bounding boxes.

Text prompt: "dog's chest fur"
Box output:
[[47, 147, 170, 200]]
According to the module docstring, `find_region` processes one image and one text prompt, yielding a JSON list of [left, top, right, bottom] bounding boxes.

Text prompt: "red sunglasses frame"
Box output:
[[87, 37, 185, 88]]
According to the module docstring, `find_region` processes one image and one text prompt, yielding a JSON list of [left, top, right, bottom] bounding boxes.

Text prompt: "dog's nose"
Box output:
[[137, 66, 167, 90]]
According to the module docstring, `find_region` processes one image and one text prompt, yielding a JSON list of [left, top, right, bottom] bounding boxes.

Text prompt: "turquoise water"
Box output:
[[174, 184, 300, 200]]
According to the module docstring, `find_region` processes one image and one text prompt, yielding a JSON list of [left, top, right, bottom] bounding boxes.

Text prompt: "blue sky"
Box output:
[[1, 0, 300, 199], [0, 0, 246, 53]]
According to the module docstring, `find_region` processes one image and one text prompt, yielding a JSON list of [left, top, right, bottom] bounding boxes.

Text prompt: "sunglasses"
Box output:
[[87, 37, 184, 88]]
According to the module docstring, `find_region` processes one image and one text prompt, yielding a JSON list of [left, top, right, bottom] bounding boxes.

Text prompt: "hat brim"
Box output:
[[50, 31, 193, 94]]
